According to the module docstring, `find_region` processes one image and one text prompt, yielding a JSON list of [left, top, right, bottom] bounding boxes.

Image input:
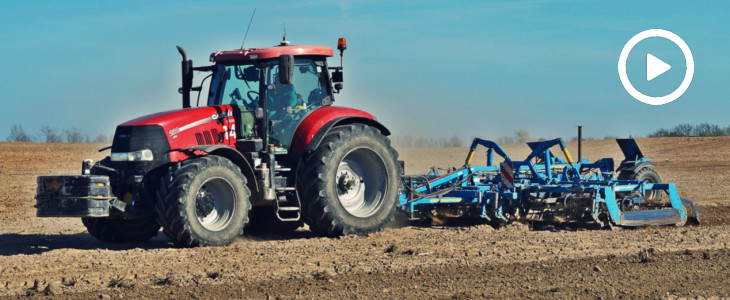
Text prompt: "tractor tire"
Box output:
[[156, 156, 251, 247], [81, 217, 161, 243], [247, 207, 303, 233], [618, 167, 662, 201], [298, 124, 400, 237]]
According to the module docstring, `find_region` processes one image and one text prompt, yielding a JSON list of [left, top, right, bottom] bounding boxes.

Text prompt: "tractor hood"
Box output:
[[114, 105, 239, 166], [119, 106, 235, 136]]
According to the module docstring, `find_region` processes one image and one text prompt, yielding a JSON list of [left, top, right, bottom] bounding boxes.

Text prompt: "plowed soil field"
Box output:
[[1, 137, 729, 299]]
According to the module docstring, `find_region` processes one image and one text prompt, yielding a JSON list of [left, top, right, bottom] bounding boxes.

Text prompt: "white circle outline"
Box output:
[[618, 29, 694, 106]]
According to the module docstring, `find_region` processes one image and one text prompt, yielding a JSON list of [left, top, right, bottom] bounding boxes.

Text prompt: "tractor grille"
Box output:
[[210, 129, 219, 141], [203, 130, 214, 144], [195, 129, 220, 145], [110, 125, 171, 175]]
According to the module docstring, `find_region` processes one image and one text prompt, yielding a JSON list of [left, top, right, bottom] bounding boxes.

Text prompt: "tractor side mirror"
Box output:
[[331, 69, 343, 93], [278, 54, 294, 84], [331, 69, 343, 83]]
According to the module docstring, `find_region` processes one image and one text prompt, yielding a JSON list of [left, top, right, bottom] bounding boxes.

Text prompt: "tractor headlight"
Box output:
[[111, 149, 154, 162]]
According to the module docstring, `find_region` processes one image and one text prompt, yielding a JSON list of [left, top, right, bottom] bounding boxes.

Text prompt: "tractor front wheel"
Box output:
[[156, 156, 251, 247], [81, 216, 160, 243], [81, 158, 161, 243], [298, 124, 400, 236]]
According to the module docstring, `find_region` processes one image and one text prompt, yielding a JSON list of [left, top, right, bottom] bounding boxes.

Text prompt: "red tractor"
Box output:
[[35, 38, 401, 246]]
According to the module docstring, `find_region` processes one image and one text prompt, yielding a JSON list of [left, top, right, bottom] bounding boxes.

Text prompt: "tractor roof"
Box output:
[[210, 45, 333, 63]]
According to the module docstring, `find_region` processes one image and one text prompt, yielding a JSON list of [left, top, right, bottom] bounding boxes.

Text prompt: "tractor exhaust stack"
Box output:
[[177, 46, 193, 108]]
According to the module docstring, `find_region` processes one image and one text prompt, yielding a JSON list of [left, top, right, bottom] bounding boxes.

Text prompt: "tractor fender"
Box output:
[[616, 161, 656, 174], [302, 117, 390, 153], [181, 145, 258, 192], [289, 106, 391, 153]]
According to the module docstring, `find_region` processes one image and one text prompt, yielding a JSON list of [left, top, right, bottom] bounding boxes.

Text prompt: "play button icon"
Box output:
[[646, 53, 671, 81], [618, 29, 694, 105]]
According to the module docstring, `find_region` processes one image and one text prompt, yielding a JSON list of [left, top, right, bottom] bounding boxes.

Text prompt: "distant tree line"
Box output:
[[5, 124, 111, 143], [647, 123, 730, 137], [392, 130, 544, 148], [391, 135, 465, 148]]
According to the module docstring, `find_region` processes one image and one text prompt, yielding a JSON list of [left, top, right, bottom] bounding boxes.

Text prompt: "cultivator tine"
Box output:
[[681, 199, 701, 224]]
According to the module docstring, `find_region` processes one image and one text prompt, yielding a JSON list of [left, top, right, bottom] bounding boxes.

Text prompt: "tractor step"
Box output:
[[274, 208, 300, 222], [273, 186, 302, 222], [619, 208, 682, 226], [277, 206, 300, 212]]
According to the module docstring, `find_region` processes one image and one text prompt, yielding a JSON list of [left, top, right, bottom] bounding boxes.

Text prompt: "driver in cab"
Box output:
[[266, 81, 299, 119]]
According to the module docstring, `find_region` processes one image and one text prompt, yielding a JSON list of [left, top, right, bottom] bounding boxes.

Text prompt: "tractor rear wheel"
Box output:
[[156, 156, 251, 247], [298, 124, 400, 236], [81, 216, 160, 243]]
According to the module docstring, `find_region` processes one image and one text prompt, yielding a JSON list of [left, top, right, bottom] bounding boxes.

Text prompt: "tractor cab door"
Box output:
[[265, 58, 332, 150], [207, 64, 261, 139]]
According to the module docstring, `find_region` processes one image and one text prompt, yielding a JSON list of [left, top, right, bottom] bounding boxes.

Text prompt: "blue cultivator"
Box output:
[[398, 138, 699, 228]]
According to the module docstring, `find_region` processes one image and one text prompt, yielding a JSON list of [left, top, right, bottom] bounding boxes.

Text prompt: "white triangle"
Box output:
[[646, 53, 671, 81]]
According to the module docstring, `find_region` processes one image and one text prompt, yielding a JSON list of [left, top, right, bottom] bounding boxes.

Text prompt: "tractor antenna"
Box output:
[[279, 23, 291, 46], [240, 8, 257, 49]]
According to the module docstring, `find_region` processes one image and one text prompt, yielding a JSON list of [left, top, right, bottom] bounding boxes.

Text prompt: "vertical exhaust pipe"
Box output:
[[578, 126, 583, 162], [177, 46, 193, 108]]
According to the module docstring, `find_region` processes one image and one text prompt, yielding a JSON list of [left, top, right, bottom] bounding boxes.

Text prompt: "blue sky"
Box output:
[[1, 0, 728, 142]]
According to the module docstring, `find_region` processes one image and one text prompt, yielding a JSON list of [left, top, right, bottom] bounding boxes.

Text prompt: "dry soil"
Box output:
[[1, 137, 729, 299]]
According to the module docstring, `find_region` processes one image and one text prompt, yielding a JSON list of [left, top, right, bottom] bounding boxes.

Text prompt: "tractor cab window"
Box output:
[[266, 58, 331, 148], [207, 64, 261, 111]]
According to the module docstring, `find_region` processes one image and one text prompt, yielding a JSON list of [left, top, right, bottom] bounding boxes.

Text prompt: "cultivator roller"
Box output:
[[398, 138, 699, 229]]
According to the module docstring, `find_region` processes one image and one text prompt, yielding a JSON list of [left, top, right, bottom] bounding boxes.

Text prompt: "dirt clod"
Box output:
[[43, 282, 57, 296], [638, 248, 658, 263]]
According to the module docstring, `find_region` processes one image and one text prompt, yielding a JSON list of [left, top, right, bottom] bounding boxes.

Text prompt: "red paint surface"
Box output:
[[120, 105, 373, 161], [290, 106, 374, 152], [211, 45, 333, 63], [120, 106, 237, 162]]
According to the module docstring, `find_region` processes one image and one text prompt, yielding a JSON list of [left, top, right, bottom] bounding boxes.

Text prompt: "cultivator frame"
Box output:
[[398, 138, 699, 228]]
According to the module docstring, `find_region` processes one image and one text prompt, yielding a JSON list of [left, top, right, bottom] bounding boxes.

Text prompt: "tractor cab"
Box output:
[[205, 42, 337, 150]]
